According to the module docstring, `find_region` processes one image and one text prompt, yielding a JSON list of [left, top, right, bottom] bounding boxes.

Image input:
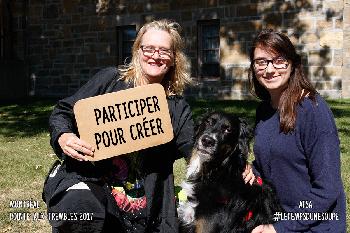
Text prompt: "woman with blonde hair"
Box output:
[[43, 19, 194, 233]]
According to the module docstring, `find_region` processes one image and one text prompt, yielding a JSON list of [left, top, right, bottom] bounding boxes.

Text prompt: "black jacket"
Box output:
[[44, 67, 194, 232]]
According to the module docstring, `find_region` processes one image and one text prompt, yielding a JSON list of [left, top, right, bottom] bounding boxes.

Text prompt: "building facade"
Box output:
[[2, 0, 350, 99]]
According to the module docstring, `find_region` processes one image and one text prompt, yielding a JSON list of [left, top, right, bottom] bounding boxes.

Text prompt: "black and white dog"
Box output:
[[178, 112, 282, 233]]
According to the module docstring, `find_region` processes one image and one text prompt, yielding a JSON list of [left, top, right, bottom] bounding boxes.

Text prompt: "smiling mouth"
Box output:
[[264, 75, 280, 80], [148, 62, 164, 67]]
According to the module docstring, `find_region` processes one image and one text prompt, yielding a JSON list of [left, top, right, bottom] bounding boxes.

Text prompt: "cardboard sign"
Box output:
[[73, 83, 174, 161]]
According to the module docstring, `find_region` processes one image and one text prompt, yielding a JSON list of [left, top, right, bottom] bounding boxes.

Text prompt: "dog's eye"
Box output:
[[206, 118, 216, 126], [222, 125, 232, 133]]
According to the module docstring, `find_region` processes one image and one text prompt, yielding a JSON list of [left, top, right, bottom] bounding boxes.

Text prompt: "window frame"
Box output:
[[116, 25, 136, 65], [0, 0, 14, 60], [197, 19, 220, 79]]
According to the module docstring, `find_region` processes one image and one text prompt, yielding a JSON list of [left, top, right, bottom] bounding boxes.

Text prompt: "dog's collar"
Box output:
[[256, 176, 263, 186], [244, 177, 263, 222], [216, 196, 230, 204], [216, 177, 263, 222], [245, 210, 253, 221]]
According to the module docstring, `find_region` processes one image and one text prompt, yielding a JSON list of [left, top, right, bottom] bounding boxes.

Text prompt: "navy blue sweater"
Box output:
[[252, 95, 346, 232]]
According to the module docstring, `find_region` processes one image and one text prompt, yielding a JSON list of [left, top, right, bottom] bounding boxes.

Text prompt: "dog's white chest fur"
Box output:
[[177, 155, 202, 225], [186, 156, 201, 178]]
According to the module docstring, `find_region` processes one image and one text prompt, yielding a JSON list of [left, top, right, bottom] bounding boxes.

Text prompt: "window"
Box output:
[[198, 20, 220, 78], [0, 0, 13, 59], [116, 25, 136, 65]]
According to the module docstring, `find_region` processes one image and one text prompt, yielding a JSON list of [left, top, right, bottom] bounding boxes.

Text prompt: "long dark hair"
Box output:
[[248, 29, 317, 133]]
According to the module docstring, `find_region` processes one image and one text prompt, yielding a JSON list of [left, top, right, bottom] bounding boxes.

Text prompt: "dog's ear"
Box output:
[[238, 118, 253, 156]]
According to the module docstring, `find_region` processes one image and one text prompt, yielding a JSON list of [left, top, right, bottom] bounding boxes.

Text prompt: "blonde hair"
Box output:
[[118, 19, 192, 96]]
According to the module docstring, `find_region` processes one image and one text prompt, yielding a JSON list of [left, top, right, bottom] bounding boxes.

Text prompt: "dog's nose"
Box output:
[[201, 135, 215, 148]]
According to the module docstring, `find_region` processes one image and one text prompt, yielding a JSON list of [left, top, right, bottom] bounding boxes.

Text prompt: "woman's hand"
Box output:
[[251, 224, 276, 233], [58, 133, 94, 161], [242, 164, 255, 185]]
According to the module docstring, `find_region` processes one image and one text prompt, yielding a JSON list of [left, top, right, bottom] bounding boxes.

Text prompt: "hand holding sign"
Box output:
[[58, 133, 94, 161], [73, 84, 174, 161]]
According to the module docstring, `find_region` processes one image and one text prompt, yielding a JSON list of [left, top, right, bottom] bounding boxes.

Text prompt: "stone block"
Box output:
[[76, 55, 85, 64], [224, 5, 236, 18], [63, 40, 74, 47], [219, 0, 246, 4], [298, 18, 316, 30], [236, 4, 258, 17], [264, 13, 283, 28], [309, 66, 342, 81], [333, 49, 343, 66], [86, 54, 97, 66], [72, 15, 81, 24], [71, 24, 89, 33], [204, 0, 219, 7], [29, 6, 43, 17], [318, 90, 342, 99], [313, 79, 341, 90], [335, 18, 342, 29], [192, 8, 224, 20], [152, 3, 170, 12], [98, 31, 114, 42], [43, 4, 59, 19], [63, 25, 72, 39], [171, 0, 203, 10], [319, 30, 343, 49], [344, 4, 350, 24], [226, 67, 249, 80], [225, 20, 261, 32], [63, 0, 78, 14], [98, 57, 116, 66], [181, 11, 193, 21], [127, 3, 144, 14], [316, 19, 332, 29], [29, 25, 42, 37], [341, 80, 350, 98], [231, 79, 248, 91], [301, 32, 318, 44], [230, 90, 246, 100], [323, 0, 343, 13]]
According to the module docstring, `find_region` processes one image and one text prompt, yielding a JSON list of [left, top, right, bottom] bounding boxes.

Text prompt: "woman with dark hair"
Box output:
[[248, 29, 346, 232]]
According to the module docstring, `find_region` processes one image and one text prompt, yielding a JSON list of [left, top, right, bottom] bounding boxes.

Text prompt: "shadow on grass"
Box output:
[[0, 98, 259, 139], [0, 98, 57, 138], [327, 99, 350, 136], [1, 98, 348, 138]]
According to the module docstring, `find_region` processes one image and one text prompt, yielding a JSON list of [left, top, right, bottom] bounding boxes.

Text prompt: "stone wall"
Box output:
[[9, 0, 349, 99], [343, 0, 350, 98]]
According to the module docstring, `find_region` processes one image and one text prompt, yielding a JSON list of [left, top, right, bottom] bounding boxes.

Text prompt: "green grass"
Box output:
[[0, 98, 349, 232]]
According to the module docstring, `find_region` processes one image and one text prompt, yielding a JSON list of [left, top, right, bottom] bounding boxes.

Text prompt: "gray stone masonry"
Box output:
[[9, 0, 350, 99]]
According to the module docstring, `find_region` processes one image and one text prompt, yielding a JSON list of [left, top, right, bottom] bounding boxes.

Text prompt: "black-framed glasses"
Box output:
[[140, 45, 173, 58], [253, 57, 289, 70]]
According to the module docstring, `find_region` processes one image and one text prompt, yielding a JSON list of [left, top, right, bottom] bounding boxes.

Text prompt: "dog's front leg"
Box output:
[[178, 199, 197, 225]]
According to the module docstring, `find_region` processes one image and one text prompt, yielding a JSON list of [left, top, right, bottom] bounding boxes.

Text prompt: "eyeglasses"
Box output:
[[140, 45, 173, 58], [253, 57, 289, 70]]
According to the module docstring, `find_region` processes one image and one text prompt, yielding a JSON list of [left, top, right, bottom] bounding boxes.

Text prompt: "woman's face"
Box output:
[[253, 46, 292, 95], [138, 29, 174, 84]]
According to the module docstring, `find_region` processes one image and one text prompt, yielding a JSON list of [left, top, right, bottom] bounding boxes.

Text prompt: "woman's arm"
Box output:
[[49, 67, 118, 160], [169, 97, 194, 161]]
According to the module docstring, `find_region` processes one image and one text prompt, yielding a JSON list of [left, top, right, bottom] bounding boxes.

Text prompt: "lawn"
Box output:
[[0, 98, 349, 232]]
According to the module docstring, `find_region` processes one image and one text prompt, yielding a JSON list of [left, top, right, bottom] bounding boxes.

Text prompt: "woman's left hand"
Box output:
[[242, 164, 255, 185], [251, 224, 276, 233]]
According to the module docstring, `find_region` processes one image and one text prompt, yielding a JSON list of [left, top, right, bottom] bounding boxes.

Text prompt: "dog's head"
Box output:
[[192, 111, 252, 172]]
